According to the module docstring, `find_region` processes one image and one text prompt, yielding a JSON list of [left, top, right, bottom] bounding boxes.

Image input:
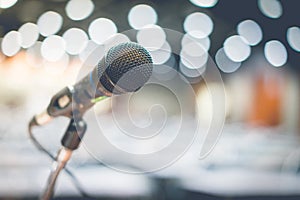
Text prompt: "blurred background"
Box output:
[[1, 0, 300, 199]]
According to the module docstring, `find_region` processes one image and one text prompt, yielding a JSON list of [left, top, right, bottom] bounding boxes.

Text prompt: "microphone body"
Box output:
[[31, 42, 153, 126]]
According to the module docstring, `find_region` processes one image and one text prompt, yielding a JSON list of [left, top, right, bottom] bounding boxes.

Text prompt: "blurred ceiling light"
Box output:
[[44, 53, 69, 75], [18, 23, 39, 48], [180, 41, 208, 69], [128, 4, 158, 30], [26, 42, 43, 67], [258, 0, 282, 19], [79, 40, 105, 66], [215, 48, 241, 73], [179, 61, 206, 78], [65, 0, 94, 21], [63, 28, 88, 55], [183, 12, 213, 39], [149, 42, 171, 65], [264, 40, 287, 67], [189, 0, 218, 8], [181, 33, 210, 51], [223, 35, 251, 62], [237, 19, 263, 46], [41, 35, 66, 62], [37, 11, 63, 37], [0, 0, 17, 9], [287, 26, 300, 52], [104, 33, 130, 52], [137, 25, 166, 51], [88, 18, 117, 45], [1, 31, 21, 57]]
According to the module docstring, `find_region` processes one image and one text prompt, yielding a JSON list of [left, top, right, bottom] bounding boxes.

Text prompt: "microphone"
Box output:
[[30, 42, 153, 126]]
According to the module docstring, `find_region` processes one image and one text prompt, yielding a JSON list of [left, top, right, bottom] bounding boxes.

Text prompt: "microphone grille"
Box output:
[[98, 42, 153, 93]]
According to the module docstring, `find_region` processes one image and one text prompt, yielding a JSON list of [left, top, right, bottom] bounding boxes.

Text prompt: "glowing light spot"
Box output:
[[63, 28, 88, 55], [287, 26, 300, 52], [215, 48, 241, 73], [181, 33, 210, 51], [65, 0, 94, 21], [26, 42, 43, 68], [180, 40, 208, 70], [223, 35, 251, 62], [37, 11, 63, 37], [41, 35, 66, 62], [183, 12, 213, 39], [264, 40, 287, 67], [137, 25, 166, 51], [0, 0, 18, 9], [189, 0, 218, 8], [179, 61, 205, 78], [104, 33, 130, 52], [128, 4, 157, 30], [1, 31, 21, 57], [237, 19, 263, 46], [258, 0, 282, 19], [18, 23, 39, 48], [88, 18, 117, 45]]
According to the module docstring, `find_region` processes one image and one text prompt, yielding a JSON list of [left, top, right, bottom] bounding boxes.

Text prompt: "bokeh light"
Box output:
[[183, 12, 213, 39], [223, 35, 251, 62], [179, 61, 206, 78], [137, 25, 166, 51], [264, 40, 287, 67], [18, 22, 39, 48], [0, 0, 18, 9], [180, 41, 208, 69], [41, 35, 66, 62], [1, 31, 21, 57], [79, 40, 105, 66], [149, 42, 171, 65], [237, 19, 263, 46], [63, 28, 88, 55], [189, 0, 219, 8], [258, 0, 282, 19], [287, 26, 300, 52], [181, 33, 211, 51], [88, 18, 117, 45], [128, 4, 158, 30], [215, 48, 241, 73], [65, 0, 94, 21], [37, 11, 63, 37]]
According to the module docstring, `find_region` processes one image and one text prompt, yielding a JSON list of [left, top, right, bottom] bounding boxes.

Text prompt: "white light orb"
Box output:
[[189, 0, 218, 8], [128, 4, 158, 30], [1, 31, 21, 57], [41, 35, 66, 62], [287, 26, 300, 52], [237, 19, 263, 46], [215, 48, 241, 73], [183, 12, 213, 39], [264, 40, 287, 67], [181, 33, 211, 51], [258, 0, 282, 19], [63, 28, 88, 55], [223, 35, 251, 62], [18, 23, 39, 48], [137, 25, 166, 51], [37, 11, 63, 37], [65, 0, 94, 21], [0, 0, 18, 9], [149, 42, 171, 65], [88, 18, 118, 45]]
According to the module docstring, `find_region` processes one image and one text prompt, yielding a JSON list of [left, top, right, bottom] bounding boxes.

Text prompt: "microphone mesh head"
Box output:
[[98, 42, 153, 94]]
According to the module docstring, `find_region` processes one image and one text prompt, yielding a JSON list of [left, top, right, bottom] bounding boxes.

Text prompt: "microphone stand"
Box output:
[[41, 117, 87, 200]]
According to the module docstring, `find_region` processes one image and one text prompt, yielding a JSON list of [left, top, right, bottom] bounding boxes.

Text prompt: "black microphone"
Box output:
[[30, 42, 153, 126]]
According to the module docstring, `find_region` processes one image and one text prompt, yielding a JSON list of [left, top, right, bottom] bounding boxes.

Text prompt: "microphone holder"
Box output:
[[41, 117, 87, 200]]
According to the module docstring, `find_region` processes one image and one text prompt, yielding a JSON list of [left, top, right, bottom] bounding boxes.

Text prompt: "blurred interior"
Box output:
[[1, 0, 300, 199]]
